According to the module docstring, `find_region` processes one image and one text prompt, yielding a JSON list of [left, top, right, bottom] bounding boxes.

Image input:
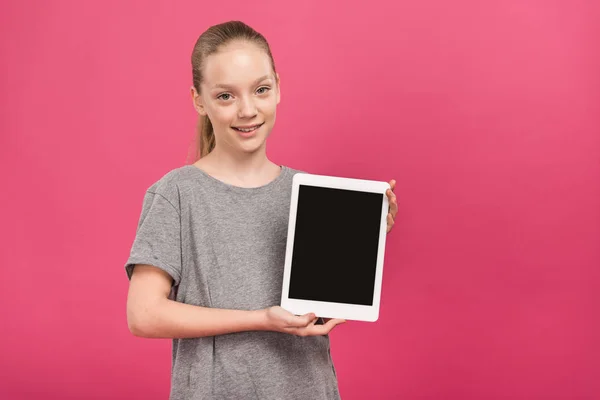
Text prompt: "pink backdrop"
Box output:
[[1, 0, 599, 399]]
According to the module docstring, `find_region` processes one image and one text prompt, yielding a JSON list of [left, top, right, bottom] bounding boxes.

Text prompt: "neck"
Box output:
[[203, 145, 275, 176]]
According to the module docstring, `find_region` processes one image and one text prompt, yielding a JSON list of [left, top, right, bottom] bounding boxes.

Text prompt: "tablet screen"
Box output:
[[288, 184, 384, 306]]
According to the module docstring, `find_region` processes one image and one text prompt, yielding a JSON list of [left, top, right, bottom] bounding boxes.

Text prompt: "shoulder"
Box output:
[[145, 165, 198, 203], [284, 165, 311, 176]]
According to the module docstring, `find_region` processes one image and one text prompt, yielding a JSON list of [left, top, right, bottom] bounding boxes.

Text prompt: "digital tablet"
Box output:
[[280, 173, 390, 322]]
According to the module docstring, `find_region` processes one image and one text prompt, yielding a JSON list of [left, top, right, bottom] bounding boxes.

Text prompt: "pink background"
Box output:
[[1, 0, 599, 399]]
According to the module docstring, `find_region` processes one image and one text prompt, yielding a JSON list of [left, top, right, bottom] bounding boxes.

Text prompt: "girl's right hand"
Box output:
[[263, 306, 346, 336]]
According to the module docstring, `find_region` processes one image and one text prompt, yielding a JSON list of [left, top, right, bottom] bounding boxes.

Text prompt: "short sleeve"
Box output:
[[124, 190, 182, 286]]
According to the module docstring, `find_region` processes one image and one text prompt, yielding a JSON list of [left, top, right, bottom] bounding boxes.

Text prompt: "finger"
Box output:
[[389, 195, 398, 218], [386, 189, 397, 206], [387, 213, 395, 226], [317, 317, 334, 325], [321, 318, 346, 333], [389, 179, 396, 192], [386, 187, 398, 218], [286, 313, 316, 328], [306, 318, 346, 336]]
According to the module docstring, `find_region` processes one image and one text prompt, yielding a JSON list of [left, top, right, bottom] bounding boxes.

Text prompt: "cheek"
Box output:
[[262, 98, 278, 119], [207, 105, 235, 126]]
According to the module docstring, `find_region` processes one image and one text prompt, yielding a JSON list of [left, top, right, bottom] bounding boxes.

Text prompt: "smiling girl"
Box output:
[[125, 20, 397, 400]]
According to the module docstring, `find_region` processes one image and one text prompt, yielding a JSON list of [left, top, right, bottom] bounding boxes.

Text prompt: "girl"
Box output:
[[125, 20, 398, 400]]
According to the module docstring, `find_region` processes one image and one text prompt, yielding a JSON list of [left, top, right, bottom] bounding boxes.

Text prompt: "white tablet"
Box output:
[[280, 173, 390, 322]]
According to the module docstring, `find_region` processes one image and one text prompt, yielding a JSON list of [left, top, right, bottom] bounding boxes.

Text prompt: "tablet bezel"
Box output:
[[280, 173, 390, 322]]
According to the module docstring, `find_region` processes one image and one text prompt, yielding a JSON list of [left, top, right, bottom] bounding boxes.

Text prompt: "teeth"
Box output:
[[235, 124, 260, 132]]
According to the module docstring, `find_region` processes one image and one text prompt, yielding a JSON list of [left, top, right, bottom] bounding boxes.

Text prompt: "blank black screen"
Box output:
[[288, 185, 383, 306]]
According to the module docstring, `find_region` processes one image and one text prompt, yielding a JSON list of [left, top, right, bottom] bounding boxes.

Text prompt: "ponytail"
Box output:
[[198, 115, 215, 158]]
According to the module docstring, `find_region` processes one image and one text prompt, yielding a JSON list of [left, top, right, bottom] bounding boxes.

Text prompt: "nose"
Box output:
[[237, 96, 257, 119]]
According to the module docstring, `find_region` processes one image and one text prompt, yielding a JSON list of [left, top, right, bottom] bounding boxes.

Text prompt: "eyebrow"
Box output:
[[212, 75, 272, 90]]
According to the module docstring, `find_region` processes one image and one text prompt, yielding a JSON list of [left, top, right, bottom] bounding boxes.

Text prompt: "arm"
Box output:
[[126, 265, 344, 339]]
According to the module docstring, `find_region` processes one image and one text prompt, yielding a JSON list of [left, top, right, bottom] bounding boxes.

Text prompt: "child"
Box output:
[[125, 20, 398, 400]]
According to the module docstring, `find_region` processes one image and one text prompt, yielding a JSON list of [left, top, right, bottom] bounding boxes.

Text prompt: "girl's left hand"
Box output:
[[386, 179, 397, 234]]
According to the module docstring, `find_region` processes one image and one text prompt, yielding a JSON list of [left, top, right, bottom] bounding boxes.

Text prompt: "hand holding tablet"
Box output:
[[281, 173, 392, 322]]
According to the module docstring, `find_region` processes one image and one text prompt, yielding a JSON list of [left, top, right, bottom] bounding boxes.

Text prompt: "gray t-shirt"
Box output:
[[125, 165, 341, 400]]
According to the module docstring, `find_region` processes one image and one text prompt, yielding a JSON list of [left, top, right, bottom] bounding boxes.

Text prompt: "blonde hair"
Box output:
[[190, 21, 277, 160]]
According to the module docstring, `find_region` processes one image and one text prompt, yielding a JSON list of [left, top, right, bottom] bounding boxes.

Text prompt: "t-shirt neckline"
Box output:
[[185, 164, 289, 194]]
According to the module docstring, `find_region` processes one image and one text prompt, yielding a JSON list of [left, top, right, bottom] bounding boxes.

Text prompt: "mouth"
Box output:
[[232, 123, 264, 133]]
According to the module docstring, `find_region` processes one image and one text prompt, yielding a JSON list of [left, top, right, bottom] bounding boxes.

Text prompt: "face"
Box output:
[[192, 41, 280, 155]]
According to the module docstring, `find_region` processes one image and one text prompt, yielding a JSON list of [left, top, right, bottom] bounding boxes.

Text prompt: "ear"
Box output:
[[275, 73, 281, 105], [190, 86, 207, 116]]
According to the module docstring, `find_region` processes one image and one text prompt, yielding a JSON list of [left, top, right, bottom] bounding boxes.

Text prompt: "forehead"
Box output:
[[202, 42, 273, 88]]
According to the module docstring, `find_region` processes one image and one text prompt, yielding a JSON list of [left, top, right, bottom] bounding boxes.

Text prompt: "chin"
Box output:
[[238, 140, 267, 154], [238, 130, 271, 151]]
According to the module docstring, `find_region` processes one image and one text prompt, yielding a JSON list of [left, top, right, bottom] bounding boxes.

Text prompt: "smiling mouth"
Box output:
[[232, 123, 264, 132]]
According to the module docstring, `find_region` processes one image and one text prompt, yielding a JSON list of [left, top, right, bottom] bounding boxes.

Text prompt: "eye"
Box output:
[[256, 86, 271, 95], [217, 93, 232, 101]]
